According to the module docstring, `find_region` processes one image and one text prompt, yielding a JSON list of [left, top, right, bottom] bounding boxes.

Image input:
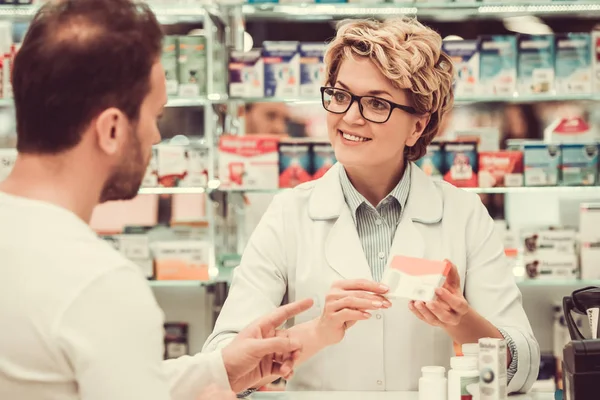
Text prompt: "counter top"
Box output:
[[250, 392, 555, 400]]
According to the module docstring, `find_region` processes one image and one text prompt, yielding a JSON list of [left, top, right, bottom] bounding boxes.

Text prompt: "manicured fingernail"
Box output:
[[435, 288, 444, 295], [383, 300, 392, 307], [364, 312, 372, 318], [372, 301, 383, 308], [379, 284, 389, 291]]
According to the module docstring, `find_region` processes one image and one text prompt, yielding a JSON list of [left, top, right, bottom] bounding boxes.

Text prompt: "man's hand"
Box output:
[[408, 260, 470, 327], [196, 384, 236, 400], [221, 298, 314, 393]]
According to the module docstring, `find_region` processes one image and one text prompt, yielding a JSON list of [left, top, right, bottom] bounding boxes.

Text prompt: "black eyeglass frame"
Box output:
[[320, 86, 419, 124]]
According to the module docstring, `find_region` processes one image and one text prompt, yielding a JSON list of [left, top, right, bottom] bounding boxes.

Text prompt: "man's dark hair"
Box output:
[[13, 0, 163, 154]]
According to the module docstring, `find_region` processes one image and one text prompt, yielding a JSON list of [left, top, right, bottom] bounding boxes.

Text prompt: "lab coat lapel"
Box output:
[[324, 206, 373, 280], [389, 163, 443, 260], [308, 163, 373, 280]]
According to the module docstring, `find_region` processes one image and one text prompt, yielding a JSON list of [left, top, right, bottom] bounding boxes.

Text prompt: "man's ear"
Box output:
[[95, 108, 128, 156], [406, 115, 431, 147]]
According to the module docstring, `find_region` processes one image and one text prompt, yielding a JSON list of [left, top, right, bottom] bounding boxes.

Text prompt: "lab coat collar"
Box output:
[[308, 162, 443, 224]]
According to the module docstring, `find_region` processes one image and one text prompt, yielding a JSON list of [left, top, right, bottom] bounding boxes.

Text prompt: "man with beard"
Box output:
[[0, 1, 312, 400]]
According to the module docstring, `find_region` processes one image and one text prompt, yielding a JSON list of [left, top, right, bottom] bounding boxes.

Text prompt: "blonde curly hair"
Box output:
[[324, 17, 455, 162]]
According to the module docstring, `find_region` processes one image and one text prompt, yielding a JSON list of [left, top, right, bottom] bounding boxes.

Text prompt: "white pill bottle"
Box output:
[[418, 366, 447, 400], [448, 356, 480, 400]]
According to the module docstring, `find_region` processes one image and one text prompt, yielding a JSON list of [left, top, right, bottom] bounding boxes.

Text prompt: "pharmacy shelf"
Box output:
[[218, 186, 600, 195], [138, 187, 207, 195], [0, 4, 210, 22], [517, 279, 600, 288], [463, 186, 600, 195], [240, 1, 600, 21], [148, 280, 223, 288]]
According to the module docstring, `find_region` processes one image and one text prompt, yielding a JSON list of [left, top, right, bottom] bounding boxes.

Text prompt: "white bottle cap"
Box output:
[[462, 343, 479, 357], [451, 356, 478, 370], [421, 366, 446, 378]]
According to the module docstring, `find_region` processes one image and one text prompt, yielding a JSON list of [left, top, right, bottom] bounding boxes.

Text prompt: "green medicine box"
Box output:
[[178, 36, 207, 97]]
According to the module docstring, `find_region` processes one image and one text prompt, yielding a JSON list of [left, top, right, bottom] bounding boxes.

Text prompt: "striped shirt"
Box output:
[[338, 163, 518, 383], [339, 164, 410, 283]]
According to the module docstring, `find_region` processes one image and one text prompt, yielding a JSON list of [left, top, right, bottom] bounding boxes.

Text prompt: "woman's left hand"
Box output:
[[408, 260, 470, 327]]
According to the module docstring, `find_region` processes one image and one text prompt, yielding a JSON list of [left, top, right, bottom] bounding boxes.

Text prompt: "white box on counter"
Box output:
[[218, 134, 279, 190]]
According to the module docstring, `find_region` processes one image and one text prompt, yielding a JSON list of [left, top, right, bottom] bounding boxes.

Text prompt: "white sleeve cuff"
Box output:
[[162, 349, 231, 400], [498, 326, 540, 394]]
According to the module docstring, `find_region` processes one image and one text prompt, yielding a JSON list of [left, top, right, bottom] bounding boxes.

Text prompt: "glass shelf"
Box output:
[[0, 4, 208, 22], [463, 186, 600, 195], [138, 187, 207, 195], [517, 279, 600, 288], [148, 280, 221, 288], [241, 1, 600, 21], [218, 186, 600, 195]]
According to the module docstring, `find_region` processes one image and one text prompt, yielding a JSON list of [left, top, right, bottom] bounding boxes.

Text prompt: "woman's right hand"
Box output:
[[316, 279, 391, 346]]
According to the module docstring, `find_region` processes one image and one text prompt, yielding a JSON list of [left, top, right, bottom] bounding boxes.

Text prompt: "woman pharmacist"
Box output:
[[204, 18, 540, 393]]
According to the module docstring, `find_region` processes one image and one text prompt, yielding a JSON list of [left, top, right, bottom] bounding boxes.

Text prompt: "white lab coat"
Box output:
[[203, 162, 540, 393]]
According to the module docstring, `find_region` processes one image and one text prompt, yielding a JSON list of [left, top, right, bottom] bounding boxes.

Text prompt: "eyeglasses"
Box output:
[[320, 86, 419, 124]]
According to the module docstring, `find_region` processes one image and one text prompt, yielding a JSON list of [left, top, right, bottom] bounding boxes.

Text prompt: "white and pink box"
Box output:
[[382, 255, 451, 302], [218, 134, 279, 190]]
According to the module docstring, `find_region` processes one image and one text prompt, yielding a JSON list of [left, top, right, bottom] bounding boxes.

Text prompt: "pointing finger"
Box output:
[[256, 298, 314, 331]]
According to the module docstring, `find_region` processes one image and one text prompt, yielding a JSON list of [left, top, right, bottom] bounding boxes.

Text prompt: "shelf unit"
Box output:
[[239, 1, 600, 21], [3, 1, 600, 355]]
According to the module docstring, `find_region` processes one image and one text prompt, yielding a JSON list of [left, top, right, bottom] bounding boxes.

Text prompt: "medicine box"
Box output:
[[518, 34, 555, 95], [178, 36, 207, 97], [522, 229, 577, 254], [0, 147, 16, 182], [523, 253, 579, 280], [560, 143, 598, 186], [228, 49, 264, 98], [454, 127, 500, 152], [299, 42, 326, 98], [593, 31, 600, 94], [415, 143, 444, 180], [153, 240, 211, 281], [443, 141, 478, 188], [153, 145, 209, 188], [580, 242, 600, 280], [161, 36, 179, 96], [555, 33, 592, 95], [478, 151, 524, 188], [479, 35, 517, 97], [523, 143, 561, 186], [181, 147, 210, 188], [218, 134, 279, 190], [479, 338, 508, 400], [579, 203, 600, 242], [381, 256, 451, 302], [442, 39, 480, 98], [262, 41, 300, 97], [278, 139, 313, 188], [312, 140, 336, 180]]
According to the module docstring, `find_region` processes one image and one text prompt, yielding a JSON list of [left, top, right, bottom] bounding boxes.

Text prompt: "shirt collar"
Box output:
[[339, 163, 412, 218]]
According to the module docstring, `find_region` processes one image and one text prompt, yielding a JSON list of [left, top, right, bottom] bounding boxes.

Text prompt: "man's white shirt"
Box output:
[[0, 192, 229, 400]]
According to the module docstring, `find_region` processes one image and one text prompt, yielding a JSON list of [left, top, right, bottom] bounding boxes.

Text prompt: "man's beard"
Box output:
[[99, 125, 148, 203]]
